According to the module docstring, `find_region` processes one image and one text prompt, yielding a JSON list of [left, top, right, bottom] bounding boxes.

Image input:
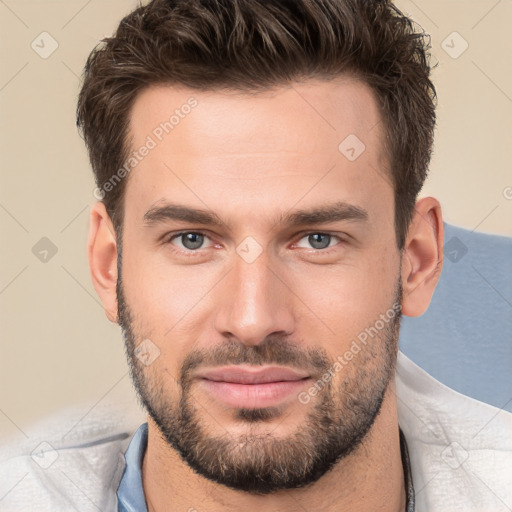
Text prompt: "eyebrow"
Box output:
[[143, 201, 368, 229]]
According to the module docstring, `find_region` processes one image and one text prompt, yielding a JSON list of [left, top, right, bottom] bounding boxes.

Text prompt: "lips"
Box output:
[[197, 365, 310, 384], [195, 366, 311, 409]]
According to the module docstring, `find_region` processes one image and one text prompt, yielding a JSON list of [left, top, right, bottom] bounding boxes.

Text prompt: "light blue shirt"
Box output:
[[117, 423, 149, 512]]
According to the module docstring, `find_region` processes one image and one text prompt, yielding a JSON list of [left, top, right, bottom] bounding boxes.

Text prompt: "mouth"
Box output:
[[195, 365, 311, 409]]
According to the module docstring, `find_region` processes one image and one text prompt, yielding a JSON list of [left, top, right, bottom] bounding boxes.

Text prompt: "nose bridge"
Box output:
[[214, 248, 295, 345]]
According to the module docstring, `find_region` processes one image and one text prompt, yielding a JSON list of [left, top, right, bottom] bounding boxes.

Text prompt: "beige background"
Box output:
[[1, 0, 511, 441]]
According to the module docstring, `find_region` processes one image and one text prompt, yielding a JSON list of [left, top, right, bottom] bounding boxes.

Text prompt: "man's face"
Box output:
[[117, 78, 402, 493]]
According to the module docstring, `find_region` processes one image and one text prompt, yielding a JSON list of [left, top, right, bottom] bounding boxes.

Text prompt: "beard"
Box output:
[[117, 271, 402, 495]]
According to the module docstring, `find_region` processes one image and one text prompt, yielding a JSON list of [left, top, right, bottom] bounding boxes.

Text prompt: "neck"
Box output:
[[142, 380, 406, 512]]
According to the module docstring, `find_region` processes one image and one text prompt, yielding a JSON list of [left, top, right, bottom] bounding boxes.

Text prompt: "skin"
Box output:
[[88, 77, 443, 511]]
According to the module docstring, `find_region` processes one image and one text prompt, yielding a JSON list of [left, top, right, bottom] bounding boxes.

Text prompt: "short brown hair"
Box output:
[[77, 0, 436, 249]]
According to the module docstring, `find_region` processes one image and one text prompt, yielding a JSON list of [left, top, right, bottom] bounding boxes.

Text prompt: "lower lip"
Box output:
[[198, 378, 310, 408]]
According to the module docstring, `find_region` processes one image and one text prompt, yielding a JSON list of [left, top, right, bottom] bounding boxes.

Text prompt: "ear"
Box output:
[[88, 202, 119, 323], [400, 197, 444, 317]]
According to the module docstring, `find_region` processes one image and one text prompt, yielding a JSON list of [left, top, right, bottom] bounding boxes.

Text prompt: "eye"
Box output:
[[294, 233, 342, 251], [166, 231, 213, 251]]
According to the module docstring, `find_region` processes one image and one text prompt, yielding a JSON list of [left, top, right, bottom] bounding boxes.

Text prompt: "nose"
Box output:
[[213, 247, 296, 346]]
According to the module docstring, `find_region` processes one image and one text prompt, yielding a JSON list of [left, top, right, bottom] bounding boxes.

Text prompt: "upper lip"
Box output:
[[196, 366, 310, 384]]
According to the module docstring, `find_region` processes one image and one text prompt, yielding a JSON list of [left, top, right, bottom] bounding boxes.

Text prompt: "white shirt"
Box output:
[[1, 352, 511, 511]]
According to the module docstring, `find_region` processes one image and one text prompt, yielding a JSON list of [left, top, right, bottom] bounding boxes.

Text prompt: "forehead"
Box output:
[[128, 77, 385, 156], [123, 77, 392, 229]]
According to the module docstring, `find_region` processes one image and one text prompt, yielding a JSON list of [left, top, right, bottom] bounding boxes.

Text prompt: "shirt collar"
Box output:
[[117, 422, 149, 512], [117, 423, 415, 512]]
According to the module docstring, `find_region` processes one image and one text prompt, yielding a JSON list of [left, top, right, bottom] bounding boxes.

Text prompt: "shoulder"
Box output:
[[0, 397, 145, 512], [396, 352, 512, 512]]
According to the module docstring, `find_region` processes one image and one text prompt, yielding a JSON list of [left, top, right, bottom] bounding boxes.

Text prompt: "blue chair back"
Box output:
[[400, 222, 512, 412]]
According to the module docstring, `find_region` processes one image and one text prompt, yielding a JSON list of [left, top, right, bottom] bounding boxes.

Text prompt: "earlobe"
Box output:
[[401, 197, 444, 317], [88, 202, 119, 323]]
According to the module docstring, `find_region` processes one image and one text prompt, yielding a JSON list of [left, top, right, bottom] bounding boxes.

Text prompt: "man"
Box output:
[[1, 0, 510, 511]]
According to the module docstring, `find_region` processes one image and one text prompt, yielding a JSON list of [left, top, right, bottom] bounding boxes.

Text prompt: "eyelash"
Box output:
[[163, 230, 345, 256]]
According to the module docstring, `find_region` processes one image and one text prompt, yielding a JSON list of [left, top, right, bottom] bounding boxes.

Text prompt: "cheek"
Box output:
[[121, 242, 221, 371], [122, 237, 202, 318], [288, 245, 400, 357]]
